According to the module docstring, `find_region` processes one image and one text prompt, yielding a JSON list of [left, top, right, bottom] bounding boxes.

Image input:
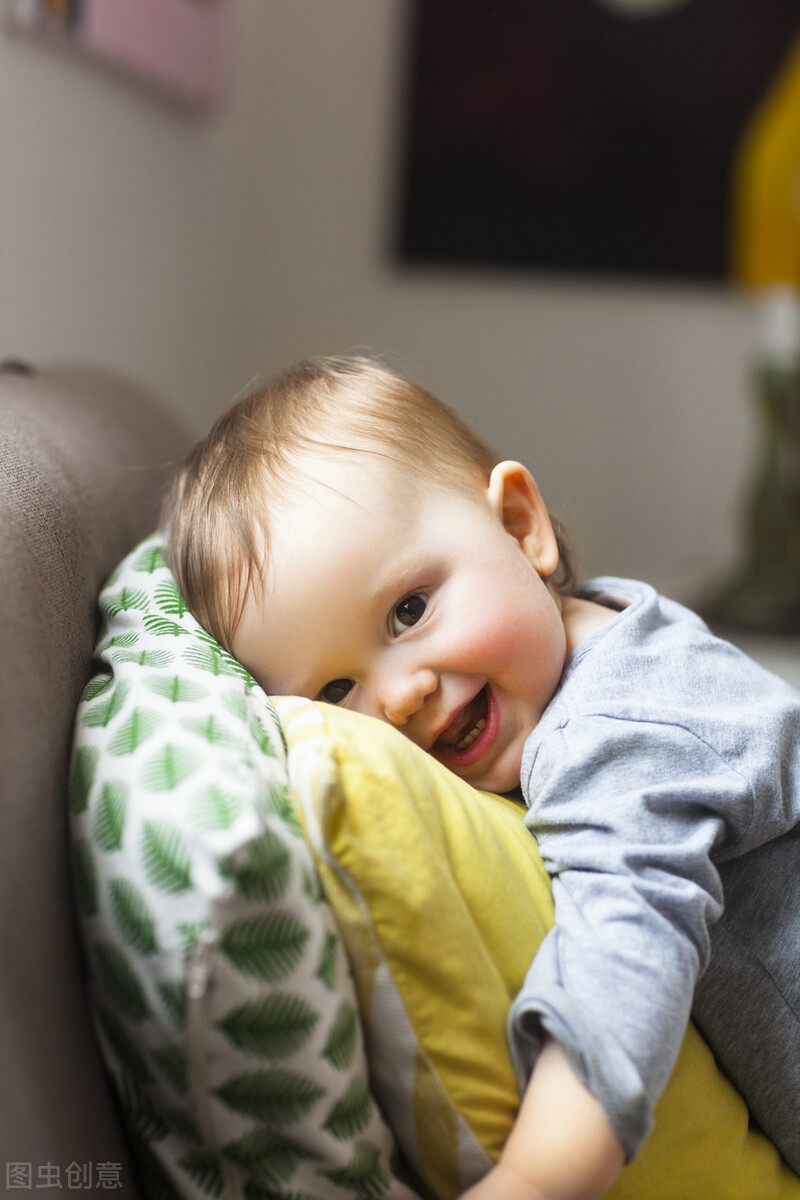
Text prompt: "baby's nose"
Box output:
[[379, 667, 438, 728]]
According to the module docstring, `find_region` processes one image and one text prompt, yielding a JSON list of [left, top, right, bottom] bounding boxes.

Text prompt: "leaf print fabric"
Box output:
[[69, 532, 417, 1200]]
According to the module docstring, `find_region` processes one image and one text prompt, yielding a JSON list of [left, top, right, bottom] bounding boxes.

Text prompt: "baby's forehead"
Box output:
[[267, 447, 411, 511], [247, 448, 489, 592], [287, 442, 484, 502]]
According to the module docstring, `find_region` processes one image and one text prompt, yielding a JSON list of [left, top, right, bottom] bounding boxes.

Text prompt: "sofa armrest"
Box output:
[[0, 363, 192, 1193]]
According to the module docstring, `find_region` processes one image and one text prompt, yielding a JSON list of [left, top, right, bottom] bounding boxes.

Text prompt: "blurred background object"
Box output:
[[702, 287, 800, 632], [4, 0, 228, 107], [703, 28, 800, 631]]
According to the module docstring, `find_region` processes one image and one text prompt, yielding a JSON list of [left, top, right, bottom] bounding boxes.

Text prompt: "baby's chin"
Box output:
[[457, 754, 523, 797]]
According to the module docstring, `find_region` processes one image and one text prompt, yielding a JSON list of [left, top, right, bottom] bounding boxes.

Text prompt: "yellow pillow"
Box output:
[[277, 697, 800, 1200]]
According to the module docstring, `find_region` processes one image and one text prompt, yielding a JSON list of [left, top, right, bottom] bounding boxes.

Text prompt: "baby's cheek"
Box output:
[[491, 608, 565, 692], [455, 609, 525, 673]]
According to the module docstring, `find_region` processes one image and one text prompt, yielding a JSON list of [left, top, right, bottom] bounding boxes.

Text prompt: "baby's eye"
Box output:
[[318, 678, 353, 705], [391, 593, 427, 636]]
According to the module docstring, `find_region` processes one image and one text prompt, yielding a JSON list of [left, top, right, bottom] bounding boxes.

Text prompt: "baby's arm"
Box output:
[[462, 1037, 624, 1200]]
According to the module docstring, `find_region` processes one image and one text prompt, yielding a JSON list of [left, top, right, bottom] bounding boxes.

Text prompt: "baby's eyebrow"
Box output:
[[371, 551, 438, 602]]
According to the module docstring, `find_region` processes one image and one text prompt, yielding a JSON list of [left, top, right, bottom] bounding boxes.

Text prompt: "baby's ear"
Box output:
[[487, 461, 560, 576]]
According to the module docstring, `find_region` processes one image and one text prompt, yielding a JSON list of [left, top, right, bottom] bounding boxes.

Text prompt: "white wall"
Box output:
[[0, 0, 268, 427], [0, 0, 762, 601]]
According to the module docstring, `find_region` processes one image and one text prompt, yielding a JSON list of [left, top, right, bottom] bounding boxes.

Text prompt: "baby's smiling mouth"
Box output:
[[436, 686, 489, 751]]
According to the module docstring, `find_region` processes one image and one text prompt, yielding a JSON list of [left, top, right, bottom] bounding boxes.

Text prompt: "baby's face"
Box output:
[[232, 453, 568, 793]]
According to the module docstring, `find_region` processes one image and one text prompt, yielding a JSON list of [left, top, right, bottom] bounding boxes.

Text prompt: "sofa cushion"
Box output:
[[280, 696, 800, 1200], [70, 533, 416, 1200]]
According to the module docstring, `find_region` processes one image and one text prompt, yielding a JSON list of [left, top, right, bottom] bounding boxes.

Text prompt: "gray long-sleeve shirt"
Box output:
[[508, 578, 800, 1169]]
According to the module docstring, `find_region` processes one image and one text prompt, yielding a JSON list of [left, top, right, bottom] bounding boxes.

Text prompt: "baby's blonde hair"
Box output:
[[162, 355, 575, 651]]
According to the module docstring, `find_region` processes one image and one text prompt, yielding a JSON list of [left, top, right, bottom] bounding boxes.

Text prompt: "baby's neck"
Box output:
[[560, 594, 618, 658]]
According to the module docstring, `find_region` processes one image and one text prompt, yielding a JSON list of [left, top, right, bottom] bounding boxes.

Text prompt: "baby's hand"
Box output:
[[461, 1160, 560, 1200], [459, 1038, 624, 1200]]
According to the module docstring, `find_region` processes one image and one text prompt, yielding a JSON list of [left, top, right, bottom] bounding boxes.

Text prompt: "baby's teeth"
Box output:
[[454, 717, 487, 751]]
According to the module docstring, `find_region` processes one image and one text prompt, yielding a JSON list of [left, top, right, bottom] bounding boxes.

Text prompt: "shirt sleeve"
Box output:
[[510, 715, 754, 1160]]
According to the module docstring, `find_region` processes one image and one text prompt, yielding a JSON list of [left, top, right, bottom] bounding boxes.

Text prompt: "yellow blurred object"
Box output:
[[733, 31, 800, 286]]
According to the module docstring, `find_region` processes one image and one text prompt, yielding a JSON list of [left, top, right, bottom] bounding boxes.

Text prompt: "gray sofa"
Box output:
[[0, 362, 192, 1196]]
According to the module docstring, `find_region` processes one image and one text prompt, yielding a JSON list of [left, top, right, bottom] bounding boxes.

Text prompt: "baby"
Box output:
[[163, 355, 800, 1198]]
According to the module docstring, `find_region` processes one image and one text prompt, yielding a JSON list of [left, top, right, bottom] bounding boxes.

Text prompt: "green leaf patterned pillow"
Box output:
[[69, 533, 419, 1200]]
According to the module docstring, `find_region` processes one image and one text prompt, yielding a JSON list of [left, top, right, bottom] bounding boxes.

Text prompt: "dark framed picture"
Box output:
[[396, 0, 800, 283]]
